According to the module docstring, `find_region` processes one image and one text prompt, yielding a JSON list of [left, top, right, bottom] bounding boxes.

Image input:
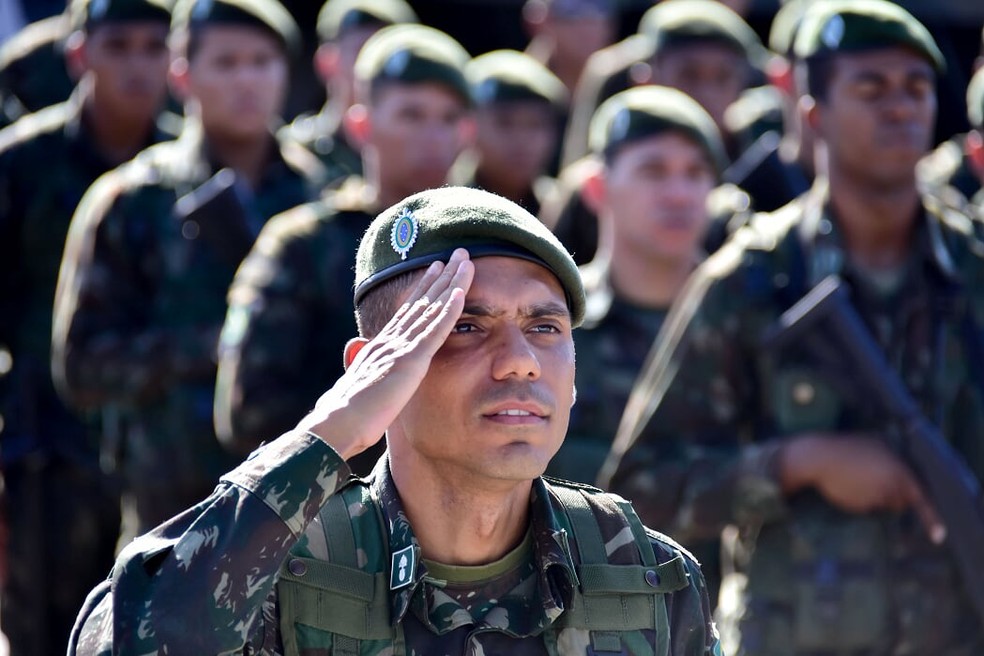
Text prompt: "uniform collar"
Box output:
[[796, 180, 960, 287], [370, 457, 578, 633]]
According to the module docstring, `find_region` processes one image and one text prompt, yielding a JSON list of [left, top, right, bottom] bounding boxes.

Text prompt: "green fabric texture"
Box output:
[[354, 23, 471, 103], [467, 49, 567, 108], [316, 0, 417, 43], [171, 0, 300, 56], [353, 186, 586, 327], [69, 0, 172, 30], [968, 65, 984, 128], [794, 0, 944, 72], [638, 0, 764, 66], [589, 85, 728, 175]]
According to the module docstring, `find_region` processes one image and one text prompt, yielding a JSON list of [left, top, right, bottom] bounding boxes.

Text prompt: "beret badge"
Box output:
[[391, 207, 419, 260]]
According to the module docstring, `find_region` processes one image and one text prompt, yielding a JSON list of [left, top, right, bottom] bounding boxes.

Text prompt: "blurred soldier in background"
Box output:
[[454, 49, 566, 216], [601, 2, 984, 653], [280, 0, 417, 188], [52, 0, 322, 539], [0, 2, 173, 651], [215, 24, 473, 475]]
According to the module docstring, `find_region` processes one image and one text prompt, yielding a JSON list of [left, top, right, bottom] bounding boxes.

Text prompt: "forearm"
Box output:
[[71, 430, 352, 654]]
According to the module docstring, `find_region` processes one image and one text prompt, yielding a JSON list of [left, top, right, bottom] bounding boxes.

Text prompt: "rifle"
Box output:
[[173, 168, 257, 269], [761, 275, 984, 626]]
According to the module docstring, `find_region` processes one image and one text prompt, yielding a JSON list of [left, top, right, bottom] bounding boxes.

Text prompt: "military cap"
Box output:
[[69, 0, 172, 31], [354, 186, 586, 327], [467, 50, 568, 109], [638, 0, 765, 67], [171, 0, 300, 56], [968, 66, 984, 129], [589, 85, 728, 175], [315, 0, 417, 43], [768, 0, 811, 57], [794, 0, 944, 72], [354, 24, 471, 104]]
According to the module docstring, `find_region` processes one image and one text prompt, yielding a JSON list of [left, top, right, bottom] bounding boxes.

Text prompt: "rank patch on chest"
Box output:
[[390, 545, 416, 590]]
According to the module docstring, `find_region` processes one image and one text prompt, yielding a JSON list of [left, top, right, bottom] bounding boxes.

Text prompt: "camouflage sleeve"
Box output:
[[52, 169, 218, 410], [605, 239, 787, 543], [215, 210, 354, 456], [69, 429, 352, 655], [652, 535, 722, 656]]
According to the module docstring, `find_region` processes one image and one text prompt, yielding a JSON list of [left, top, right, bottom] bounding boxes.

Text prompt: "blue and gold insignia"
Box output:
[[390, 207, 419, 260]]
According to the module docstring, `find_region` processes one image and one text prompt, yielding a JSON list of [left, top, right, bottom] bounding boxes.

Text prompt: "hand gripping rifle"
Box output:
[[761, 275, 984, 626]]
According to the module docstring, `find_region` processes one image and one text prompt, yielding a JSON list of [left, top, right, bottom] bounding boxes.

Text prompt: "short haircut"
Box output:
[[796, 54, 836, 103], [354, 270, 419, 337]]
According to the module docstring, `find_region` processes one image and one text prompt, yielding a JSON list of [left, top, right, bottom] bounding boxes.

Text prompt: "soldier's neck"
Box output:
[[389, 456, 533, 567], [205, 131, 275, 190], [82, 101, 156, 166], [826, 168, 920, 271], [607, 244, 696, 309]]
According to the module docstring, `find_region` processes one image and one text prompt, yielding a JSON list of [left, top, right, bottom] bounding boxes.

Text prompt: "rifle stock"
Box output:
[[762, 275, 984, 626]]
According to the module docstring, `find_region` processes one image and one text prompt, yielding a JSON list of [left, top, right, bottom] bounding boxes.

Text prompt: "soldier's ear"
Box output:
[[343, 337, 370, 370], [580, 163, 607, 216], [64, 31, 87, 81], [800, 95, 820, 134], [966, 129, 984, 181], [344, 104, 371, 147], [314, 43, 339, 86], [766, 55, 795, 98], [168, 56, 192, 102]]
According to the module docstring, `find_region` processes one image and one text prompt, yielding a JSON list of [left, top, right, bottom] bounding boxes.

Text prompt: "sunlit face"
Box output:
[[368, 82, 471, 197], [813, 47, 936, 190], [655, 43, 748, 130], [186, 25, 288, 141], [603, 132, 715, 263], [388, 256, 575, 486], [474, 101, 557, 191], [84, 21, 170, 122]]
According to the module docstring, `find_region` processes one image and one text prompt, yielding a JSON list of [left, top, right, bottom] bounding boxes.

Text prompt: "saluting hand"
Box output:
[[297, 248, 475, 460]]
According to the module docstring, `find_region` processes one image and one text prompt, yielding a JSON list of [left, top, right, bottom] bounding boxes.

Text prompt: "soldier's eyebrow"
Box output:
[[461, 301, 570, 321]]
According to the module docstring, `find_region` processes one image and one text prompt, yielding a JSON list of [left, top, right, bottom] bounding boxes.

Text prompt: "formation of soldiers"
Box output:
[[0, 0, 982, 653]]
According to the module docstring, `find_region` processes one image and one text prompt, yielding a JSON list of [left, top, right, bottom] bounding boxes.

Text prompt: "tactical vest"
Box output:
[[275, 479, 690, 655]]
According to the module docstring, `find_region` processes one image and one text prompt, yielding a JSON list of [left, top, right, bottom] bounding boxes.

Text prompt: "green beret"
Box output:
[[968, 66, 984, 129], [639, 0, 765, 67], [768, 0, 811, 57], [70, 0, 172, 31], [354, 24, 471, 104], [354, 186, 585, 327], [589, 85, 728, 175], [171, 0, 300, 56], [316, 0, 417, 43], [467, 50, 567, 109], [794, 0, 944, 73]]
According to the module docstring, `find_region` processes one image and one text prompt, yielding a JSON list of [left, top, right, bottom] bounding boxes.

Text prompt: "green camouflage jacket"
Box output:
[[69, 430, 722, 655], [278, 108, 362, 190], [605, 182, 984, 653], [215, 178, 381, 474], [0, 88, 175, 466], [52, 121, 322, 529], [553, 260, 669, 486]]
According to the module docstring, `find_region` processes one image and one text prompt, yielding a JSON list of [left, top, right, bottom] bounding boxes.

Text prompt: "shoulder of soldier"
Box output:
[[922, 189, 984, 262], [586, 34, 653, 79], [0, 100, 71, 154], [917, 135, 964, 189], [279, 130, 330, 185], [0, 15, 69, 71]]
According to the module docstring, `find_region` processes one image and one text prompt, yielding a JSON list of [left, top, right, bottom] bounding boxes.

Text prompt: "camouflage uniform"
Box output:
[[0, 12, 74, 127], [52, 121, 322, 535], [69, 430, 721, 655], [215, 178, 384, 475], [605, 183, 984, 654], [0, 87, 175, 656], [278, 111, 361, 189]]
